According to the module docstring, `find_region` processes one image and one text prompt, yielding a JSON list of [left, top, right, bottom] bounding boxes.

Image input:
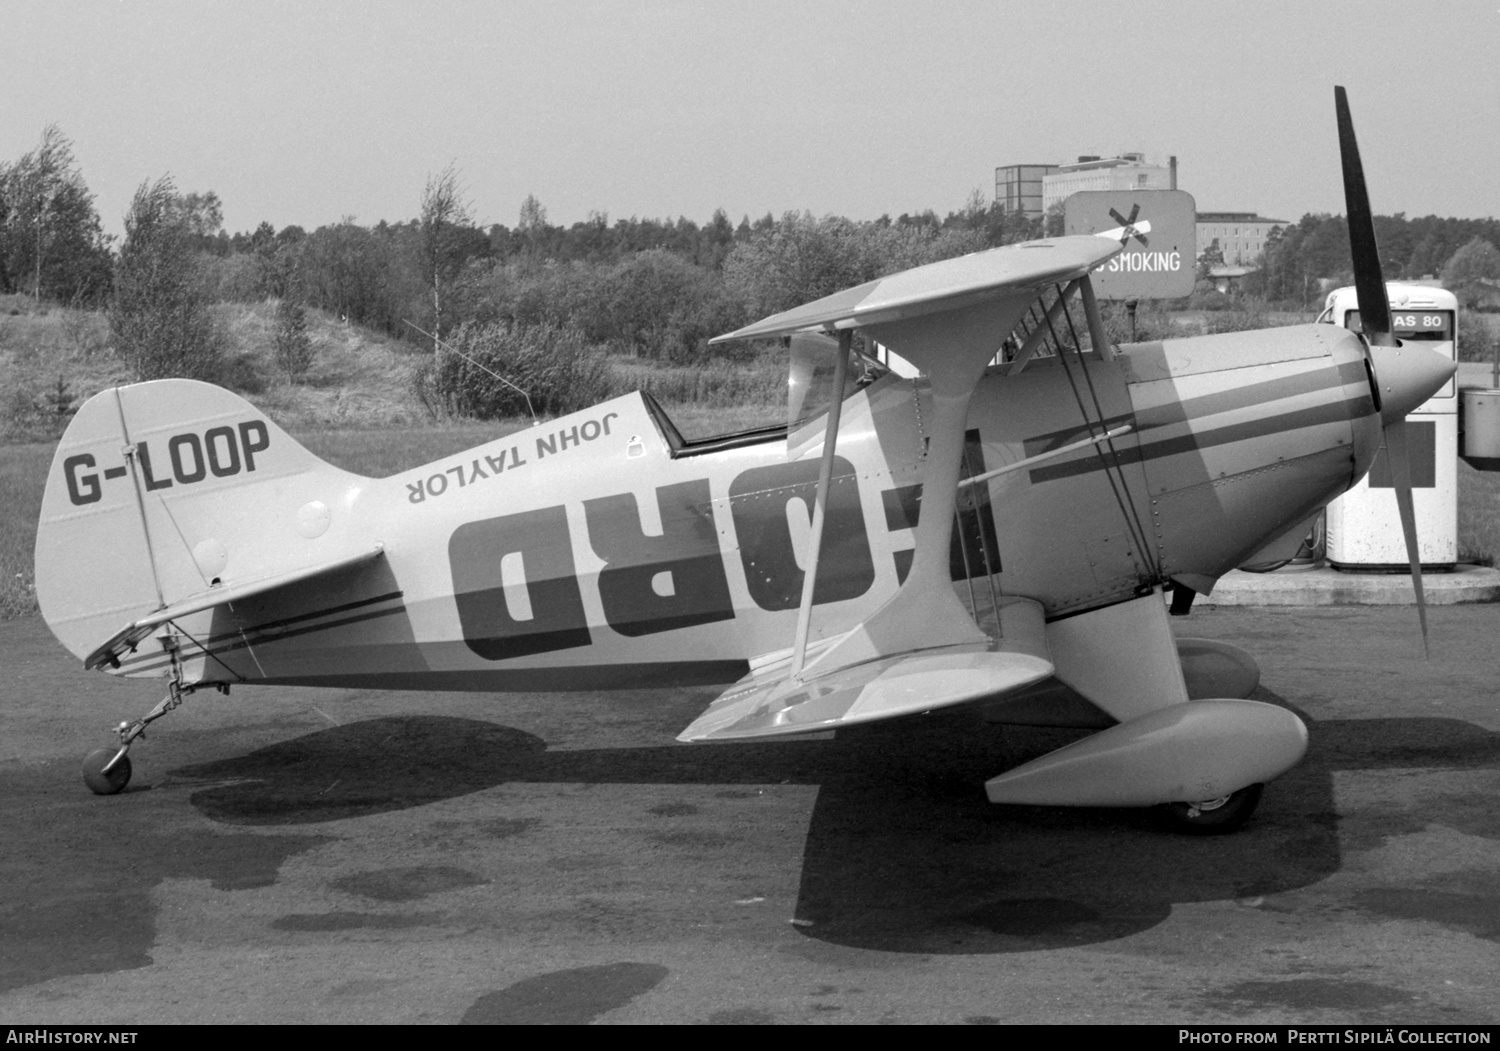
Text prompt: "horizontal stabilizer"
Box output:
[[679, 597, 1052, 742], [84, 545, 386, 671]]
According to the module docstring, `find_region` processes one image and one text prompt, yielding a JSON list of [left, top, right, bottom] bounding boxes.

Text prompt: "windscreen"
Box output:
[[786, 332, 884, 458]]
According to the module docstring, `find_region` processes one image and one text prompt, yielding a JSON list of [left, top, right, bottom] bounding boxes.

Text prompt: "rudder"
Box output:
[[35, 380, 365, 666]]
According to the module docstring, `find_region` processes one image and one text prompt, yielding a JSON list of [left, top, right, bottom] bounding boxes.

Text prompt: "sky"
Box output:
[[2, 0, 1497, 239]]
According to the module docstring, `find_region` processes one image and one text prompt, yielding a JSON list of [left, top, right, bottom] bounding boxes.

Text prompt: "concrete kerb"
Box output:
[[1203, 563, 1500, 606]]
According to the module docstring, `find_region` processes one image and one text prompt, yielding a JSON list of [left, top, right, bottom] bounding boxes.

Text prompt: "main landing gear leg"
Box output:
[[81, 677, 226, 795]]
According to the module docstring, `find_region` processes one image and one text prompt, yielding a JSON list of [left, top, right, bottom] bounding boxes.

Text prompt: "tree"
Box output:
[[723, 212, 870, 317], [593, 248, 742, 360], [517, 193, 549, 259], [1196, 238, 1225, 282], [1440, 237, 1500, 309], [1043, 200, 1066, 238], [419, 163, 474, 350], [700, 208, 735, 269], [174, 190, 224, 250], [110, 177, 223, 382], [723, 212, 983, 320], [0, 124, 112, 304], [273, 294, 314, 383], [298, 218, 419, 335]]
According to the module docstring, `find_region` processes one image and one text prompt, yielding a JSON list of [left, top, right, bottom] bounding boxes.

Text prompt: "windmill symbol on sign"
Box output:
[[1100, 204, 1151, 247]]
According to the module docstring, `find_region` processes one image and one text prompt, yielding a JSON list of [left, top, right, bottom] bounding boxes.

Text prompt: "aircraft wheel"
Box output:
[[1156, 783, 1262, 835], [82, 748, 131, 795]]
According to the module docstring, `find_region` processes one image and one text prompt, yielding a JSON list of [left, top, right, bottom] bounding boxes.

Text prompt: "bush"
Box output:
[[1, 371, 77, 442], [1186, 284, 1237, 311], [1093, 299, 1171, 345], [1460, 315, 1499, 364], [413, 320, 612, 420], [216, 350, 266, 395], [1204, 307, 1275, 334], [608, 353, 783, 409]]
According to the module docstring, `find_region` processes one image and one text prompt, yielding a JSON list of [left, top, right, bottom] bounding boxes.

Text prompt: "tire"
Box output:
[[1156, 783, 1263, 835], [82, 748, 131, 795]]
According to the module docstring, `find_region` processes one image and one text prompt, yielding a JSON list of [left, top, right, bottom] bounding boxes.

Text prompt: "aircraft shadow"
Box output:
[[179, 691, 1500, 955]]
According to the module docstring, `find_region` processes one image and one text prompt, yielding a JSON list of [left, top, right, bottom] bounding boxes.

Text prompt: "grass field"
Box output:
[[1458, 461, 1500, 566], [0, 443, 52, 618]]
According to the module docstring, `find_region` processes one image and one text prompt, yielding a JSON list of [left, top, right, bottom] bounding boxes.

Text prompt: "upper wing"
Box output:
[[712, 235, 1121, 342]]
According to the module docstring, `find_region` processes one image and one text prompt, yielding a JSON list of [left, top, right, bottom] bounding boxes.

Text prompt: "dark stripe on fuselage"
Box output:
[[218, 590, 406, 644], [1023, 360, 1369, 454], [1029, 396, 1373, 484], [118, 596, 409, 675], [1132, 359, 1370, 429], [249, 660, 752, 693], [1025, 360, 1373, 485]]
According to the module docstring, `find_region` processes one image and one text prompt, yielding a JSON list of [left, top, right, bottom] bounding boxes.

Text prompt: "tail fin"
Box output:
[[36, 380, 368, 665]]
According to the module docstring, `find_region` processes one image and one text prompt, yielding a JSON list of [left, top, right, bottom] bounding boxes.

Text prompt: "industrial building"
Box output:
[[1195, 212, 1289, 266], [1039, 154, 1175, 216], [995, 151, 1287, 272], [993, 164, 1059, 221]]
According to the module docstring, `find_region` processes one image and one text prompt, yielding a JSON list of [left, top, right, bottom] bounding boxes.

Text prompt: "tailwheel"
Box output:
[[1156, 783, 1263, 835], [78, 674, 224, 797], [82, 748, 132, 795]]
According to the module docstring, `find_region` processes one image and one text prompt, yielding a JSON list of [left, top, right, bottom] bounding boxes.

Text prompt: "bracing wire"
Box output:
[[1042, 289, 1160, 583], [966, 437, 1005, 633], [1056, 286, 1161, 581], [404, 320, 540, 427], [164, 619, 248, 684], [954, 493, 979, 621]]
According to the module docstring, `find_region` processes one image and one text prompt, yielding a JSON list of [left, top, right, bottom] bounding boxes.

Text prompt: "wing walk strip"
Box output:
[[110, 591, 407, 675]]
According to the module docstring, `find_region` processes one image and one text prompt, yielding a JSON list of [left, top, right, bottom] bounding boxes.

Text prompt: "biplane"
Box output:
[[34, 90, 1454, 832]]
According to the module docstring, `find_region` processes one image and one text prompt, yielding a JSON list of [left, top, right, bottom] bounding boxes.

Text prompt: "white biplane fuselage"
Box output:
[[41, 321, 1383, 698]]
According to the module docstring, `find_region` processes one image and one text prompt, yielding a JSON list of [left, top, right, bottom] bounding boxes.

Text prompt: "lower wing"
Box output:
[[678, 596, 1051, 742]]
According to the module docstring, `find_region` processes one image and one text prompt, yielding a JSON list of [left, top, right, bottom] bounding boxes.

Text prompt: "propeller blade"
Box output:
[[1383, 419, 1429, 658], [1335, 86, 1394, 347]]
